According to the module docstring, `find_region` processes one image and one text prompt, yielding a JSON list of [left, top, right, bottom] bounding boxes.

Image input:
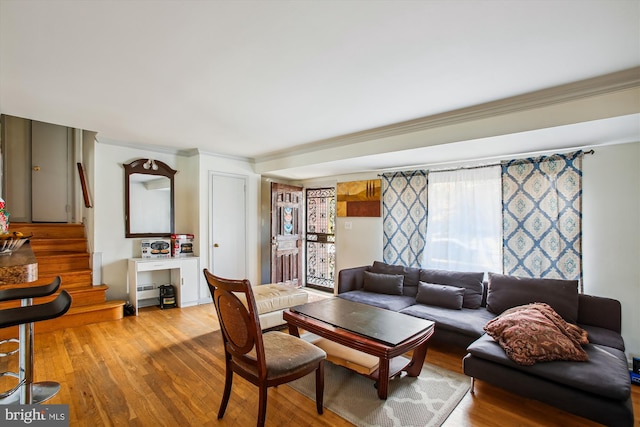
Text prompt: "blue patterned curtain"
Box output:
[[381, 171, 428, 267], [502, 151, 583, 284]]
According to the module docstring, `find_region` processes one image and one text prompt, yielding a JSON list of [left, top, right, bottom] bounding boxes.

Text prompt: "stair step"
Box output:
[[67, 285, 109, 306], [33, 269, 93, 288], [36, 301, 125, 333], [35, 252, 90, 272], [29, 238, 87, 252], [9, 223, 86, 239]]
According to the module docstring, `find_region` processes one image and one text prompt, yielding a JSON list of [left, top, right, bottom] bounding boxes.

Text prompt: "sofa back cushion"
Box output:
[[371, 261, 420, 297], [419, 269, 484, 308], [362, 271, 404, 295], [486, 273, 579, 323], [415, 282, 464, 309]]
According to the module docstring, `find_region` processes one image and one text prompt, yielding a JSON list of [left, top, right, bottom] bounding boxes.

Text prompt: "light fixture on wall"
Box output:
[[143, 159, 159, 171]]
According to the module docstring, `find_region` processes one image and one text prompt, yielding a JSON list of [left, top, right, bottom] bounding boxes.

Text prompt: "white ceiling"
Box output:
[[1, 0, 639, 179]]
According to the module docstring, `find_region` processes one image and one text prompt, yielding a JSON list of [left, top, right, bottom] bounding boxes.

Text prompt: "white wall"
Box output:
[[583, 141, 640, 358], [93, 143, 193, 300], [92, 143, 261, 304], [301, 142, 640, 357]]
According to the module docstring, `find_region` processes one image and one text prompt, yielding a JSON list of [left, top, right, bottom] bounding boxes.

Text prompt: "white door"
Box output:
[[31, 121, 70, 222], [210, 174, 246, 280]]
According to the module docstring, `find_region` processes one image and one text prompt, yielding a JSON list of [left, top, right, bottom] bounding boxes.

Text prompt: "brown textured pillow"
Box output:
[[362, 271, 404, 295], [484, 303, 589, 366], [415, 282, 464, 310]]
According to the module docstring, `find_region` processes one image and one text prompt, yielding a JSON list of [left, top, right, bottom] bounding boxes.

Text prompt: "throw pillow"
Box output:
[[362, 271, 404, 295], [484, 302, 589, 366], [486, 273, 579, 323], [419, 269, 484, 309], [371, 261, 420, 297], [415, 281, 464, 310]]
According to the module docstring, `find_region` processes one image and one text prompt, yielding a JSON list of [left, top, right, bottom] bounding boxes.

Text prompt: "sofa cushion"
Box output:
[[466, 334, 631, 401], [486, 273, 579, 323], [483, 303, 588, 366], [419, 269, 484, 308], [371, 261, 420, 297], [399, 304, 496, 338], [362, 271, 404, 295], [415, 282, 464, 310], [337, 290, 417, 312], [580, 324, 625, 352]]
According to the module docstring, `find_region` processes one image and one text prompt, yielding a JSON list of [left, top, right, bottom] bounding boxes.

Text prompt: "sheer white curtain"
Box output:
[[422, 166, 502, 273]]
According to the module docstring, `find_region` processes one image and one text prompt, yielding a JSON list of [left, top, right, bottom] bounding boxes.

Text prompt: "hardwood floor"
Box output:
[[3, 304, 637, 426]]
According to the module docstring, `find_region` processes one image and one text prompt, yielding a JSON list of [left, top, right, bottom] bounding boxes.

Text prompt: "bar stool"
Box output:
[[0, 277, 71, 404]]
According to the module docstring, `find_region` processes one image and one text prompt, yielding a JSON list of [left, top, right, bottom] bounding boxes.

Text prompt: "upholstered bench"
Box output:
[[304, 334, 379, 375], [251, 284, 309, 330]]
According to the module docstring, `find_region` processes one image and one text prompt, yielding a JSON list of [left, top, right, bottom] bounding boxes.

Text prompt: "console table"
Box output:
[[127, 257, 199, 315]]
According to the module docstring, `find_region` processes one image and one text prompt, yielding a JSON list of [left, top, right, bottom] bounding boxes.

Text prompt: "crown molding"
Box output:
[[255, 67, 640, 163]]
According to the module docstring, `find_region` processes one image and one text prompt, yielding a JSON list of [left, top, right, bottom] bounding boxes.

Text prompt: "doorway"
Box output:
[[305, 187, 336, 292]]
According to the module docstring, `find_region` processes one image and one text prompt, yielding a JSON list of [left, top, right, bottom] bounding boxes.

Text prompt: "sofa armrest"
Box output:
[[578, 294, 621, 333], [337, 266, 370, 294]]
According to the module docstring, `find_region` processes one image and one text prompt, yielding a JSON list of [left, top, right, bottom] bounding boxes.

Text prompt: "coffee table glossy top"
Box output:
[[291, 298, 434, 346]]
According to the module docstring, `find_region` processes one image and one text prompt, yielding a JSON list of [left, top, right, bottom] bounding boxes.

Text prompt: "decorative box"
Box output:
[[171, 233, 194, 257], [141, 239, 171, 258]]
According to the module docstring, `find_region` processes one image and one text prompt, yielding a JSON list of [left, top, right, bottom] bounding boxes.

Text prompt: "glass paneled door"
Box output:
[[306, 188, 336, 292]]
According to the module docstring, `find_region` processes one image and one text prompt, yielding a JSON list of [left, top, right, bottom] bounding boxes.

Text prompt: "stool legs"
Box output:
[[0, 298, 60, 405], [18, 297, 60, 404]]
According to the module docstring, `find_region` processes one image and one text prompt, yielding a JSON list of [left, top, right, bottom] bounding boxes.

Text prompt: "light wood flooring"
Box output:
[[2, 303, 638, 426]]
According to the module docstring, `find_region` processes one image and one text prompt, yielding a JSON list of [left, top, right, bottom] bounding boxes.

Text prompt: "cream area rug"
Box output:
[[288, 361, 469, 427]]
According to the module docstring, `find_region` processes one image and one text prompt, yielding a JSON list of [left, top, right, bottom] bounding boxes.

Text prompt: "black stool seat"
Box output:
[[0, 277, 61, 302], [0, 280, 71, 405], [0, 290, 72, 329]]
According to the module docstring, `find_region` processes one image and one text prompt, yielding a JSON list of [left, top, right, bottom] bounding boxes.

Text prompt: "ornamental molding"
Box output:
[[256, 67, 640, 163]]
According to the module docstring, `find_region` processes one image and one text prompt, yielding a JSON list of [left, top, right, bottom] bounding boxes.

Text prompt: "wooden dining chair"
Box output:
[[203, 269, 325, 427]]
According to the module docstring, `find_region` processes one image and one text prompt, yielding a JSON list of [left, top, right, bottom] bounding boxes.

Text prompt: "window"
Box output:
[[422, 166, 502, 273]]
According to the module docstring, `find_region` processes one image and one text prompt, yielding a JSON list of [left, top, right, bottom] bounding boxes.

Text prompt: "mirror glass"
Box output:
[[124, 159, 176, 238]]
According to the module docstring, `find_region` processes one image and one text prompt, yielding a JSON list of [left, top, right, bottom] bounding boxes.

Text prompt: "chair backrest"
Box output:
[[203, 269, 267, 379]]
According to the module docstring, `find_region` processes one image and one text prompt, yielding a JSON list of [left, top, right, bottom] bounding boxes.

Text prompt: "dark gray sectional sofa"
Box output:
[[337, 261, 634, 427]]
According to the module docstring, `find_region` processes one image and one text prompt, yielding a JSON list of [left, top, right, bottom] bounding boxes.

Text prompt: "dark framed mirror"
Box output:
[[124, 158, 176, 238]]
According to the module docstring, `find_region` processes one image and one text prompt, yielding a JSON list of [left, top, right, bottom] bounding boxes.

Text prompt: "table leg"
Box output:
[[377, 358, 390, 399], [287, 323, 300, 338], [405, 341, 429, 377]]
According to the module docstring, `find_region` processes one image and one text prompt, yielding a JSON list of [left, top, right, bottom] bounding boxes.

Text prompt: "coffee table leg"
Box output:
[[405, 341, 429, 377], [287, 323, 300, 338], [377, 358, 390, 399]]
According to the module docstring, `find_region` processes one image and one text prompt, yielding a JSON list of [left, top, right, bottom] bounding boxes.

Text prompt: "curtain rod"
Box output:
[[378, 149, 594, 176]]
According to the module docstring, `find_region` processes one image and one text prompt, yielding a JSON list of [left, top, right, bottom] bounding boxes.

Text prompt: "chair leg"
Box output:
[[257, 384, 268, 427], [218, 367, 233, 419], [315, 360, 324, 415]]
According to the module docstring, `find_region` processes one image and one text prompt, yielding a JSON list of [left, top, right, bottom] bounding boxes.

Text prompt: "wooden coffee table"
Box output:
[[284, 298, 435, 399]]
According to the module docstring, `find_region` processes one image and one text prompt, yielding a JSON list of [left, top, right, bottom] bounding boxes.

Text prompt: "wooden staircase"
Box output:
[[3, 223, 124, 334]]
